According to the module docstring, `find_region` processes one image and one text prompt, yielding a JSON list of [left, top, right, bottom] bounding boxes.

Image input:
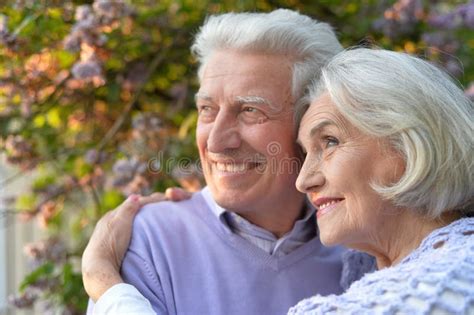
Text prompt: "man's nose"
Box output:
[[207, 111, 241, 153], [295, 155, 325, 193]]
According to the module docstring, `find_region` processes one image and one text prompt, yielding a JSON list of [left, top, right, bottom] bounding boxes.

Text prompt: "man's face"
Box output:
[[196, 50, 302, 215]]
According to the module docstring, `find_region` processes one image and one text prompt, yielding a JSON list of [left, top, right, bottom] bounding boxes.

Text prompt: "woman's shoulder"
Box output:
[[413, 216, 474, 257], [288, 218, 474, 315], [351, 217, 474, 313]]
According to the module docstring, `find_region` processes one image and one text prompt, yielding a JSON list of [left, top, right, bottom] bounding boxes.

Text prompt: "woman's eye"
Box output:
[[323, 136, 339, 148]]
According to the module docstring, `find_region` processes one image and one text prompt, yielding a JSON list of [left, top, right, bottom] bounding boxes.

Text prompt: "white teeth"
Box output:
[[215, 163, 247, 172], [319, 200, 339, 210]]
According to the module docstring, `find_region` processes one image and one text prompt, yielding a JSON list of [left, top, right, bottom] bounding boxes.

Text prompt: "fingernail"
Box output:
[[128, 194, 139, 202]]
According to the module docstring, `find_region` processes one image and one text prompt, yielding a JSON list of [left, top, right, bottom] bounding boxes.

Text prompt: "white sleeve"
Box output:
[[92, 283, 156, 315]]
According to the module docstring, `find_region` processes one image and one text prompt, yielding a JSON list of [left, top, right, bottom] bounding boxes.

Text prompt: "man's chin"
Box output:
[[209, 188, 251, 211]]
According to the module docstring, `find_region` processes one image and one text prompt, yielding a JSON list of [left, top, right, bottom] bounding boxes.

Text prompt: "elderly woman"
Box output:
[[290, 48, 473, 314], [82, 48, 473, 314]]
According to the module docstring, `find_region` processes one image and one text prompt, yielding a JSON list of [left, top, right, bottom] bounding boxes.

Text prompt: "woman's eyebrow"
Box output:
[[309, 120, 334, 137], [297, 120, 334, 149]]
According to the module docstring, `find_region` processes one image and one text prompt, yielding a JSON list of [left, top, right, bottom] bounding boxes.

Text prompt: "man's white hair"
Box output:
[[191, 9, 343, 101], [306, 48, 473, 217]]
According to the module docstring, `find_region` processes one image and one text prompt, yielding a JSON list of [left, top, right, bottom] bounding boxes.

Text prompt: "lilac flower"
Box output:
[[8, 289, 37, 308], [71, 59, 102, 80], [0, 14, 8, 36], [428, 13, 459, 29], [457, 1, 474, 28], [93, 0, 133, 22], [112, 157, 146, 187], [75, 5, 93, 22]]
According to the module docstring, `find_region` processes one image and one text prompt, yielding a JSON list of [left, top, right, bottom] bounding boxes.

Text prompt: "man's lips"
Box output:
[[210, 161, 263, 173]]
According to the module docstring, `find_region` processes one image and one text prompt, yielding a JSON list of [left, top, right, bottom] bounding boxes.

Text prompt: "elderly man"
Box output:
[[85, 9, 369, 315]]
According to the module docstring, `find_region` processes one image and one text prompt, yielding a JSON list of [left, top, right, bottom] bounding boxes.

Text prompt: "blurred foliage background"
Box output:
[[0, 0, 472, 313]]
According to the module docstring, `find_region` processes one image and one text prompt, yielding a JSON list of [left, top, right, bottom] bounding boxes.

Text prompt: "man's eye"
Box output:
[[198, 105, 211, 112], [197, 105, 217, 122], [240, 106, 267, 124], [197, 105, 216, 115], [242, 107, 259, 113]]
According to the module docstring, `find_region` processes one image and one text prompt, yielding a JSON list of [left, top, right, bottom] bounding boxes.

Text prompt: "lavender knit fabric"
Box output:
[[289, 217, 474, 315], [119, 188, 348, 315]]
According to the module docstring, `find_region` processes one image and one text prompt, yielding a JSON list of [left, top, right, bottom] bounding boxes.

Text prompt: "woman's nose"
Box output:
[[296, 155, 326, 193]]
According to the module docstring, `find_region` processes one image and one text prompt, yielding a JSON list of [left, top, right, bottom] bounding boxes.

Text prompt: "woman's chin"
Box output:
[[318, 233, 342, 247]]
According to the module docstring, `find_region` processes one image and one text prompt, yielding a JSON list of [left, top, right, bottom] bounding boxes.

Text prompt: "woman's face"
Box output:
[[296, 93, 406, 248]]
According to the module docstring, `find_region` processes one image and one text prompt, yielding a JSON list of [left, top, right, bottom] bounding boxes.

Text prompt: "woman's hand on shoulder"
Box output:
[[81, 187, 192, 302]]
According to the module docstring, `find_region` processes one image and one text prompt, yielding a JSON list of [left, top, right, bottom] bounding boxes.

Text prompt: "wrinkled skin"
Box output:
[[81, 188, 191, 301]]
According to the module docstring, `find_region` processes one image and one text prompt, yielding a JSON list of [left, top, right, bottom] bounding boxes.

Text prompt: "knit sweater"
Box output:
[[120, 188, 347, 315], [288, 217, 474, 315]]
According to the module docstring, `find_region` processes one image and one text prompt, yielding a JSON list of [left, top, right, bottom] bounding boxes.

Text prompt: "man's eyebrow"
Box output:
[[194, 92, 212, 101], [235, 95, 271, 105], [235, 95, 283, 112], [194, 94, 279, 110]]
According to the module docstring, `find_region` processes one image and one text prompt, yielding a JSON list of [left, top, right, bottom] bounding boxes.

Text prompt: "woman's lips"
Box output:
[[311, 198, 344, 219]]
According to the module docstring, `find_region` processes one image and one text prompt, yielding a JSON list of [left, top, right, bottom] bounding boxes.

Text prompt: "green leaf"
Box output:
[[46, 108, 62, 129], [19, 262, 55, 292], [102, 190, 125, 211], [54, 50, 76, 69], [32, 175, 56, 191], [16, 194, 37, 210], [33, 115, 46, 128]]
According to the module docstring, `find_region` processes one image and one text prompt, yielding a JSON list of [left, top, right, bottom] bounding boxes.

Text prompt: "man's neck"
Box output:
[[235, 194, 307, 238]]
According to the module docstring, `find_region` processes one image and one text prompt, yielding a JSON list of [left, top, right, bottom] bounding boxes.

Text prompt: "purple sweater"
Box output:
[[120, 188, 346, 315]]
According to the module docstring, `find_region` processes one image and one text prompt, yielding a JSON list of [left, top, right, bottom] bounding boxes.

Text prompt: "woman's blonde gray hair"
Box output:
[[308, 48, 473, 217]]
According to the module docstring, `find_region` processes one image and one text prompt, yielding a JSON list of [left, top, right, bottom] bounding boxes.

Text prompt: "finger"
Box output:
[[166, 187, 193, 201], [138, 192, 167, 206], [114, 194, 141, 219]]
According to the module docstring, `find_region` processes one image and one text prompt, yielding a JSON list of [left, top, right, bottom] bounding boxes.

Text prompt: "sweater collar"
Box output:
[[201, 186, 317, 256]]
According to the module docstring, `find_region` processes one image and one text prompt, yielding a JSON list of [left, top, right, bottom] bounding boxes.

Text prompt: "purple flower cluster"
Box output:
[[8, 238, 66, 310], [111, 156, 150, 195], [2, 135, 37, 169], [373, 0, 473, 90], [373, 0, 424, 39], [429, 1, 474, 29], [23, 238, 67, 267], [0, 14, 17, 49], [8, 290, 37, 309], [64, 0, 133, 87]]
